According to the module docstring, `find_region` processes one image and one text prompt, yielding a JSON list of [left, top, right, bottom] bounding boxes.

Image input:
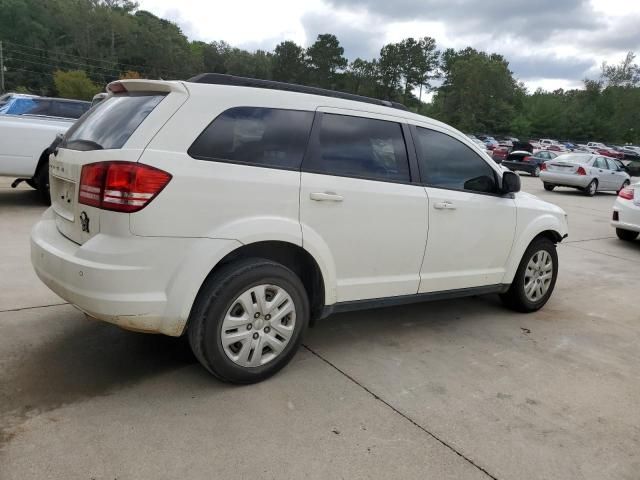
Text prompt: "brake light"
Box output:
[[79, 162, 171, 213], [619, 187, 634, 200], [523, 156, 531, 162], [540, 162, 547, 171], [576, 166, 587, 176]]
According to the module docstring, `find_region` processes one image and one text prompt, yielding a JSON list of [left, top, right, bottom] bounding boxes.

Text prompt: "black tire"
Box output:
[[500, 237, 558, 313], [584, 179, 597, 197], [187, 258, 310, 384], [34, 160, 51, 205], [616, 228, 639, 241], [543, 183, 555, 191]]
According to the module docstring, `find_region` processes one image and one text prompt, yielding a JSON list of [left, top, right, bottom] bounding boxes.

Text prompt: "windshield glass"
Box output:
[[63, 93, 165, 151]]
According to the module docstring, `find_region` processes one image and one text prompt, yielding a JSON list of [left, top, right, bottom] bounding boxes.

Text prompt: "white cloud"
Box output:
[[137, 0, 640, 91]]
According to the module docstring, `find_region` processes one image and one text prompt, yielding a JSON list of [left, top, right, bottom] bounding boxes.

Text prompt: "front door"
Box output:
[[300, 111, 428, 302], [412, 126, 517, 292]]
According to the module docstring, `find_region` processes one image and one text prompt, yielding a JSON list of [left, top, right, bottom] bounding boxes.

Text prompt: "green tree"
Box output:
[[305, 34, 347, 88], [272, 40, 306, 83], [53, 70, 101, 100], [378, 43, 403, 99]]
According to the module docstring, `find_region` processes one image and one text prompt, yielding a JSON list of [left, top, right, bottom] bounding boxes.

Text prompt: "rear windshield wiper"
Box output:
[[64, 139, 104, 151]]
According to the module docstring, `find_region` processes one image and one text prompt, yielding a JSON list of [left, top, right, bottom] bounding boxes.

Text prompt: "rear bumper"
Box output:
[[503, 161, 536, 174], [539, 171, 591, 188], [31, 208, 240, 336], [612, 199, 640, 232]]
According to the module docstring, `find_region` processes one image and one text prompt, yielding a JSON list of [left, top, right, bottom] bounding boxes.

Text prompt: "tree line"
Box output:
[[1, 0, 639, 144]]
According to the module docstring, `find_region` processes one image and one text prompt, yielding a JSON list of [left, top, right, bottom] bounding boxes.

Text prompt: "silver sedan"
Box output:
[[540, 153, 631, 196]]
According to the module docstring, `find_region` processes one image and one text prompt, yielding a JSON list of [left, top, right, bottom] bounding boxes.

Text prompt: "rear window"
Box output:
[[188, 107, 314, 169], [555, 154, 592, 164], [62, 93, 165, 151], [51, 100, 90, 119]]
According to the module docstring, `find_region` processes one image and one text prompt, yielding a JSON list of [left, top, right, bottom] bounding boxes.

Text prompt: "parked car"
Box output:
[[540, 153, 631, 196], [539, 139, 567, 152], [611, 182, 640, 241], [503, 150, 558, 177], [492, 145, 510, 163], [31, 74, 569, 383], [0, 93, 90, 119], [0, 114, 74, 202]]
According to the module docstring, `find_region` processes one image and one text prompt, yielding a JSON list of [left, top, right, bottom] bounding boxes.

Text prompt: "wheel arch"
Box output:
[[502, 216, 566, 285], [180, 240, 328, 335]]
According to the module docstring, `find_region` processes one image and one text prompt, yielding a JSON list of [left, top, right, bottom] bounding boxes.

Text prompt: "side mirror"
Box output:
[[501, 170, 521, 194]]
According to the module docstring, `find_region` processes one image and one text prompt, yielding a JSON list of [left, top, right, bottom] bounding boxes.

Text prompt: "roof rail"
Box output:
[[187, 73, 408, 111]]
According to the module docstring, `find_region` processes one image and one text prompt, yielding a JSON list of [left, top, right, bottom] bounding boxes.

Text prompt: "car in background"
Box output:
[[611, 182, 640, 241], [587, 141, 606, 150], [539, 139, 567, 152], [0, 93, 90, 119], [479, 136, 499, 150], [503, 150, 558, 177], [91, 92, 108, 107], [540, 153, 631, 196], [492, 145, 510, 163]]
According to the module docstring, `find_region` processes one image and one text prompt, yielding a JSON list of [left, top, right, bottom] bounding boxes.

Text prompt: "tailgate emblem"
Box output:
[[80, 211, 90, 233]]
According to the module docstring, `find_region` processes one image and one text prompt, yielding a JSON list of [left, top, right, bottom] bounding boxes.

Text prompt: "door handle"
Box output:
[[434, 201, 456, 210], [310, 192, 344, 202]]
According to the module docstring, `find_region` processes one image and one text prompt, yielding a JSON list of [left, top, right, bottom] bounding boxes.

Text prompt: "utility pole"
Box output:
[[0, 41, 5, 93]]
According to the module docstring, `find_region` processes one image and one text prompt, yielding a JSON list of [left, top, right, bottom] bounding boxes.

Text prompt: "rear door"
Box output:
[[50, 81, 188, 245], [300, 110, 428, 302], [412, 126, 516, 292]]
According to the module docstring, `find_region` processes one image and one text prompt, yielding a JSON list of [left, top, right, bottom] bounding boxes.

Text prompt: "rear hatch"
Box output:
[[50, 80, 188, 245]]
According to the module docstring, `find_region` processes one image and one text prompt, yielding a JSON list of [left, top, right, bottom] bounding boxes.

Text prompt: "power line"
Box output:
[[4, 40, 184, 78], [6, 52, 122, 77], [5, 66, 56, 78]]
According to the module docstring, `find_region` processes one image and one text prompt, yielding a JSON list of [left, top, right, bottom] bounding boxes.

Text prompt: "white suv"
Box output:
[[31, 75, 568, 383]]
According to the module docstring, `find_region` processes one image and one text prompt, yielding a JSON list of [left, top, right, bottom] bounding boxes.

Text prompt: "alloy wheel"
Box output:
[[523, 250, 554, 302]]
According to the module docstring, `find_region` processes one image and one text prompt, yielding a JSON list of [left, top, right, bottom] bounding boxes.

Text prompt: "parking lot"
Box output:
[[1, 173, 639, 479]]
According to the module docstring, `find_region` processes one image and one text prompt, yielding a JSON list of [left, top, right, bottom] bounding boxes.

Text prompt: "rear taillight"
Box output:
[[79, 162, 171, 213], [540, 162, 547, 171], [619, 187, 634, 200], [523, 156, 531, 162], [576, 166, 587, 176]]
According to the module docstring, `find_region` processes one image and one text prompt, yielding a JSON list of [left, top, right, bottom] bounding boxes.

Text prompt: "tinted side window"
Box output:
[[306, 113, 410, 182], [593, 157, 607, 169], [189, 107, 314, 169], [414, 127, 497, 194], [605, 158, 619, 170]]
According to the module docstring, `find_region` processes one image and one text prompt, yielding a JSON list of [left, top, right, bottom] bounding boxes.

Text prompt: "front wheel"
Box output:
[[616, 228, 639, 241], [543, 183, 555, 191], [188, 258, 309, 384], [500, 237, 558, 313]]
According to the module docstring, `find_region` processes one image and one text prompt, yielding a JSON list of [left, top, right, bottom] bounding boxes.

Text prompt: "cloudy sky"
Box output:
[[138, 0, 640, 94]]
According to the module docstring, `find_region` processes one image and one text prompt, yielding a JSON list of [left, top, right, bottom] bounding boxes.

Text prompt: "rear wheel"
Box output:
[[584, 180, 597, 196], [34, 160, 50, 205], [500, 237, 558, 313], [543, 183, 555, 191], [188, 258, 309, 384], [616, 229, 639, 241]]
